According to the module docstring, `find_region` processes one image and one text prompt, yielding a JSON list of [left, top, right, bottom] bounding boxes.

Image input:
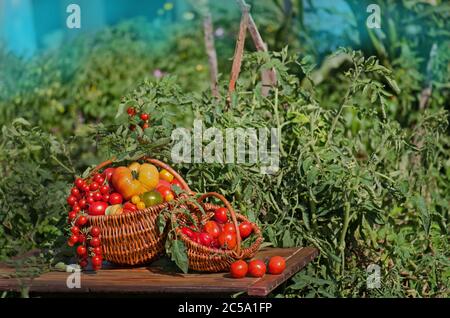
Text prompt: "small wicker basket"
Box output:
[[175, 192, 263, 272]]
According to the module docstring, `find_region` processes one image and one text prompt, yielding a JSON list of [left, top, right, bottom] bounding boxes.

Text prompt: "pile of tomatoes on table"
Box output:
[[179, 207, 254, 250], [65, 161, 181, 270], [229, 256, 286, 279]]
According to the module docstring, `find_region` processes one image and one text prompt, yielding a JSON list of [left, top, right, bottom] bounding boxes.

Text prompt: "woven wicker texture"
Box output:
[[176, 192, 263, 272]]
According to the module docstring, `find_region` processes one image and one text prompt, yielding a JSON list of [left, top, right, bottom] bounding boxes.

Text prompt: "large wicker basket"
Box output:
[[86, 157, 191, 266], [175, 192, 263, 272]]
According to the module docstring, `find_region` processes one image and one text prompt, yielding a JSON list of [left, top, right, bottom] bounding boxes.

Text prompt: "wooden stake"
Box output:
[[203, 11, 220, 98], [227, 5, 249, 105]]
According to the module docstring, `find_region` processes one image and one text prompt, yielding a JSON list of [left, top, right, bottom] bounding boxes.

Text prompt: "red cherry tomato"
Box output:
[[123, 202, 137, 213], [239, 222, 253, 239], [222, 223, 236, 234], [171, 178, 183, 190], [99, 185, 110, 195], [68, 234, 79, 246], [199, 232, 213, 247], [181, 227, 195, 239], [78, 234, 86, 243], [74, 178, 85, 189], [76, 215, 87, 226], [92, 246, 102, 255], [268, 256, 286, 275], [92, 255, 102, 267], [90, 237, 101, 247], [127, 107, 136, 116], [90, 226, 101, 237], [71, 187, 81, 199], [248, 260, 266, 277], [230, 260, 248, 278], [79, 259, 88, 268], [71, 226, 80, 235], [109, 193, 123, 205], [140, 113, 149, 121], [218, 231, 237, 250], [214, 207, 228, 224], [72, 205, 81, 213], [102, 194, 110, 202], [93, 174, 105, 184], [82, 184, 90, 193], [68, 211, 77, 221], [156, 186, 172, 197], [67, 195, 77, 206], [78, 199, 87, 209], [87, 197, 95, 204], [76, 245, 87, 256], [103, 168, 115, 181], [93, 192, 103, 202], [203, 221, 221, 239], [89, 182, 99, 191], [88, 201, 108, 216]]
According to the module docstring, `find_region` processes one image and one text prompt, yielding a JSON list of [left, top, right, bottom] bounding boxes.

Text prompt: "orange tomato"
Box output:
[[111, 162, 159, 200]]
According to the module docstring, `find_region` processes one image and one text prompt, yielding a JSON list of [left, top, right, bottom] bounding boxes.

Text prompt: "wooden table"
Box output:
[[0, 247, 318, 297]]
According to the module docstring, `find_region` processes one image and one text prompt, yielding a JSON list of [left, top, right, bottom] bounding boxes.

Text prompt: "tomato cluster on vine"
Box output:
[[127, 106, 150, 131], [66, 169, 119, 270]]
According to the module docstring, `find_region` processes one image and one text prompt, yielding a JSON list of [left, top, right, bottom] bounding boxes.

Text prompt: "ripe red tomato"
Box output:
[[102, 194, 110, 202], [248, 260, 266, 277], [156, 186, 172, 197], [181, 227, 195, 239], [71, 226, 80, 235], [127, 107, 136, 116], [71, 187, 81, 198], [211, 239, 220, 249], [92, 246, 102, 255], [76, 215, 87, 226], [92, 255, 102, 267], [67, 195, 77, 206], [79, 259, 88, 268], [239, 222, 253, 239], [74, 178, 84, 189], [99, 185, 110, 195], [93, 174, 105, 184], [78, 234, 86, 243], [203, 221, 221, 239], [93, 192, 103, 202], [87, 197, 95, 204], [90, 237, 101, 247], [222, 223, 236, 233], [140, 113, 149, 121], [109, 193, 123, 205], [103, 168, 115, 181], [82, 184, 90, 193], [68, 234, 79, 246], [214, 207, 228, 224], [78, 199, 87, 209], [72, 205, 81, 213], [90, 226, 101, 237], [199, 232, 213, 247], [68, 211, 77, 221], [76, 245, 87, 256], [230, 260, 248, 278], [218, 232, 237, 250], [268, 256, 286, 275], [88, 201, 108, 216], [89, 182, 99, 191], [171, 178, 183, 190], [123, 202, 137, 213]]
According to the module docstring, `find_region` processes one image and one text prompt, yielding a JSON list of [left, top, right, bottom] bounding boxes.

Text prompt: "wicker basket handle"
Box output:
[[197, 192, 243, 258], [89, 157, 192, 193]]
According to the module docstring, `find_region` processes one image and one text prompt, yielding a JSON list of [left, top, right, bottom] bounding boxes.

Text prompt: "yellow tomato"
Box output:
[[136, 201, 146, 210], [131, 195, 141, 204], [159, 169, 174, 182], [165, 193, 175, 202]]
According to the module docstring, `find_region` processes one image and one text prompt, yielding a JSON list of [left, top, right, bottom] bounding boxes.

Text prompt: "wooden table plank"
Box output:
[[0, 247, 318, 296]]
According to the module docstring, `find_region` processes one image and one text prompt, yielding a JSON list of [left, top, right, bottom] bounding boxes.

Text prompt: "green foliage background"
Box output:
[[0, 0, 449, 297]]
